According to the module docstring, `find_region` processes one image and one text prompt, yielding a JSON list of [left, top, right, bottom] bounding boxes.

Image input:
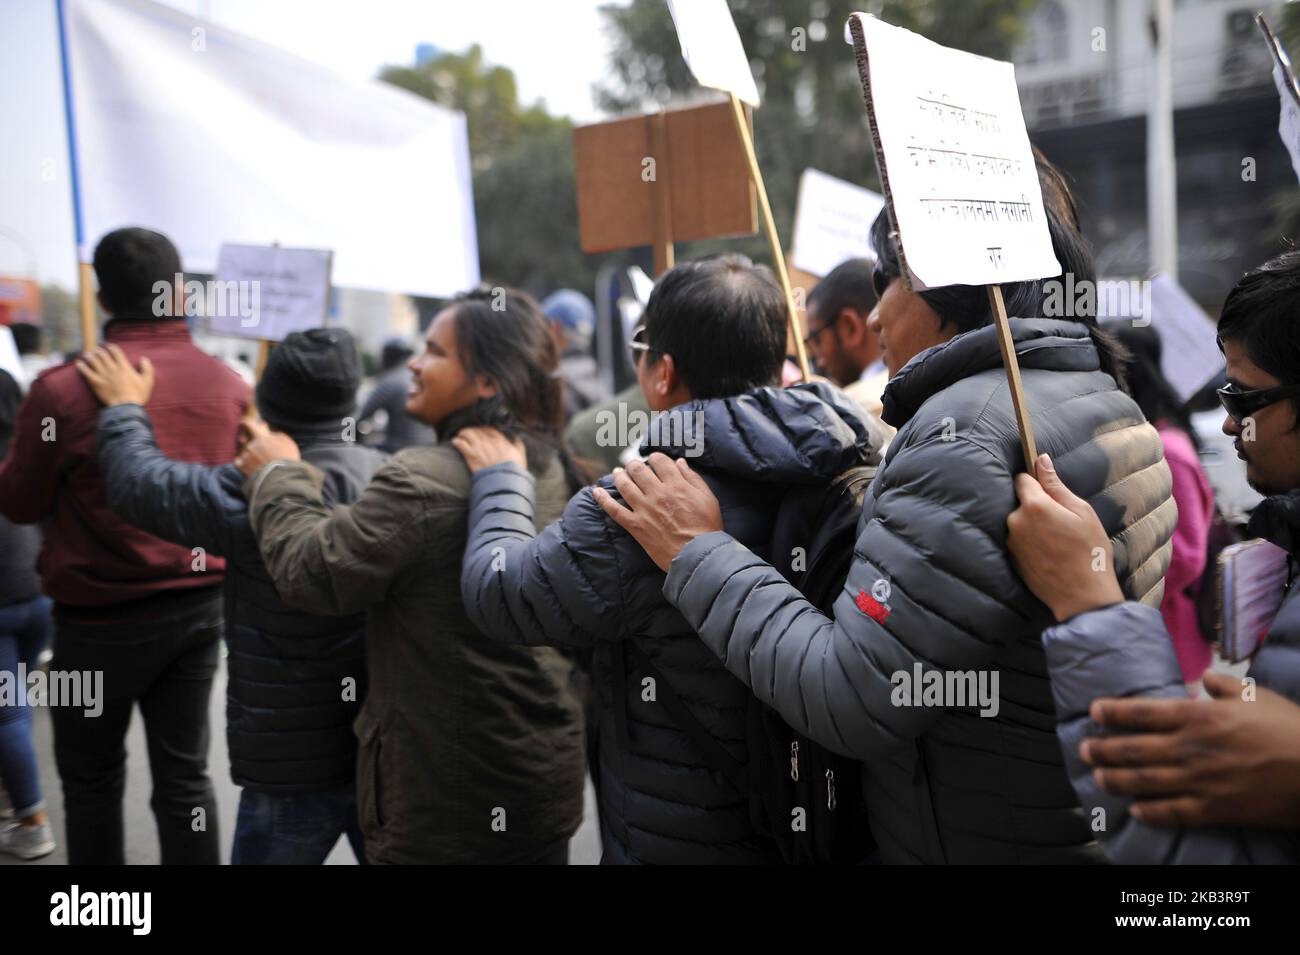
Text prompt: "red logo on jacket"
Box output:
[[855, 590, 890, 623]]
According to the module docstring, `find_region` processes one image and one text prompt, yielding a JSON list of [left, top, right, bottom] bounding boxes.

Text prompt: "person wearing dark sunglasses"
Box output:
[[1003, 248, 1300, 863], [801, 259, 882, 389]]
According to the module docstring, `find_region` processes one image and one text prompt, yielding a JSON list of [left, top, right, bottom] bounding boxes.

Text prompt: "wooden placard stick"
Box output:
[[987, 284, 1037, 477], [254, 339, 271, 382], [648, 111, 675, 277], [726, 92, 811, 382]]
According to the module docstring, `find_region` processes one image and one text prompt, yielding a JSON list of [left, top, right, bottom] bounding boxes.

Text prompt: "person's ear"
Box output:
[[838, 307, 865, 346], [656, 354, 679, 397], [473, 373, 498, 399]]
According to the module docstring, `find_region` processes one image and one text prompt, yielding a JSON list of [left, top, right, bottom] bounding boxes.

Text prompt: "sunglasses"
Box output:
[[1216, 381, 1300, 423], [629, 324, 653, 364]]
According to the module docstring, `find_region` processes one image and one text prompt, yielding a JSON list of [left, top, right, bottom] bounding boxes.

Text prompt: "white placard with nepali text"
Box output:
[[666, 0, 760, 106], [847, 14, 1060, 290], [211, 244, 332, 341], [1273, 63, 1300, 185], [791, 169, 886, 278]]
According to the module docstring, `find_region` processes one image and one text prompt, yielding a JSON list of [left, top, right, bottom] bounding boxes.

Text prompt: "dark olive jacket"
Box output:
[[245, 445, 586, 864]]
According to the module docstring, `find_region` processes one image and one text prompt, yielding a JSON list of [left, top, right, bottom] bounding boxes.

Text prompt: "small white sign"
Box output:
[[210, 244, 332, 342], [791, 168, 886, 278], [848, 14, 1060, 290], [666, 0, 760, 106], [1145, 274, 1224, 404]]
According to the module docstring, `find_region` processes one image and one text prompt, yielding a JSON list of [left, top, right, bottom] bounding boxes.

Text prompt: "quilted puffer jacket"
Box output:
[[1044, 489, 1300, 863], [663, 319, 1177, 864], [96, 403, 386, 792], [461, 382, 885, 864]]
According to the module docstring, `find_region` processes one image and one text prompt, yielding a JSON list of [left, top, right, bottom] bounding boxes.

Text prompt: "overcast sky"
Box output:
[[0, 0, 624, 287]]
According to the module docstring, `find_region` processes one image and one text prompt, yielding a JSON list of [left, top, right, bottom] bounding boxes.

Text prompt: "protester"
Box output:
[[76, 328, 386, 864], [357, 336, 437, 453], [0, 227, 248, 864], [234, 288, 585, 865], [453, 255, 883, 864], [1109, 323, 1217, 685], [0, 369, 55, 860], [804, 258, 883, 386], [1005, 249, 1300, 862], [542, 288, 610, 420], [590, 162, 1176, 863]]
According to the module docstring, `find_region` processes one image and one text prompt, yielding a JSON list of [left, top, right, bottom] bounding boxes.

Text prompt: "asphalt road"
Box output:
[[2, 650, 602, 865]]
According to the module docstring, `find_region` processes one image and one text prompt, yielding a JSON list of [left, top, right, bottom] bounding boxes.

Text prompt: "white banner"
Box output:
[[791, 168, 885, 278], [61, 0, 479, 298], [848, 14, 1059, 290]]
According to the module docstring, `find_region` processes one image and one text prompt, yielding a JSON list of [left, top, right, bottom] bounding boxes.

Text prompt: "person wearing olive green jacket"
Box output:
[[236, 289, 586, 864]]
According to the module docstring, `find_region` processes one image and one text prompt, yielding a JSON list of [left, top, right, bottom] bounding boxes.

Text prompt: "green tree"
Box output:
[[380, 45, 596, 297], [597, 0, 1036, 262]]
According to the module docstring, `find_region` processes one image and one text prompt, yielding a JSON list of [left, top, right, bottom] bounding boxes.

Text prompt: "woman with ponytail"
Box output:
[[234, 286, 587, 865]]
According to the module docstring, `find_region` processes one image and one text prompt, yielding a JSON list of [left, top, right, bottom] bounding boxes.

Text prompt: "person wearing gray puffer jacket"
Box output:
[[594, 187, 1177, 863], [456, 256, 885, 864]]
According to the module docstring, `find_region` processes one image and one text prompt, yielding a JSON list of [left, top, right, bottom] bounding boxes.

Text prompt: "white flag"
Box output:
[[60, 0, 479, 297]]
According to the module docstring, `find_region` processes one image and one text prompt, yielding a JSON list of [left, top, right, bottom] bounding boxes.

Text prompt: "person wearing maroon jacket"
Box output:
[[0, 228, 250, 864]]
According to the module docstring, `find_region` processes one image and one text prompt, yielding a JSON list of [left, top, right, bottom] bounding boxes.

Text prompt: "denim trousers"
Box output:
[[231, 785, 368, 865], [0, 595, 54, 816]]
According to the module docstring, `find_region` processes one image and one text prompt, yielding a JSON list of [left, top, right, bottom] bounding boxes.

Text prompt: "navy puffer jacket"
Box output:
[[460, 382, 884, 864], [96, 404, 387, 792], [661, 319, 1177, 863]]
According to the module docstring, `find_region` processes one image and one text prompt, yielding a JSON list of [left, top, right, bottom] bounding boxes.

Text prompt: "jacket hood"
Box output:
[[638, 381, 882, 484], [1249, 489, 1300, 558], [882, 318, 1104, 428]]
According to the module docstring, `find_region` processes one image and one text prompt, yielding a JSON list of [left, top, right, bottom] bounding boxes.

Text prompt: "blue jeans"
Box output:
[[0, 596, 54, 817], [232, 786, 367, 865]]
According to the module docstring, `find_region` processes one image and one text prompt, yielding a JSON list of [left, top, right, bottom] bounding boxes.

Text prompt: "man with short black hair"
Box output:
[[803, 258, 882, 387], [453, 253, 884, 863], [0, 227, 249, 864]]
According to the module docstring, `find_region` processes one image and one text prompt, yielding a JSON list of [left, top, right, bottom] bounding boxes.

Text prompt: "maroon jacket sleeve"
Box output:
[[0, 379, 61, 524]]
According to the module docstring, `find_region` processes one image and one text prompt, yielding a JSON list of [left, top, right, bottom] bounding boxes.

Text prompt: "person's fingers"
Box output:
[[1092, 764, 1189, 797], [1035, 452, 1099, 521], [1090, 696, 1197, 732], [449, 434, 471, 456], [592, 485, 637, 532], [622, 458, 662, 496], [645, 452, 683, 485], [1129, 797, 1208, 827], [610, 468, 647, 510], [139, 356, 154, 393], [81, 347, 108, 375], [1011, 471, 1050, 508], [104, 343, 130, 372], [1079, 732, 1186, 767], [676, 456, 711, 493], [1202, 671, 1245, 701]]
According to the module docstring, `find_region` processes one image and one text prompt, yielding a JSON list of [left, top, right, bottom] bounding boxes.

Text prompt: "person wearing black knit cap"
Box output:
[[76, 328, 387, 864]]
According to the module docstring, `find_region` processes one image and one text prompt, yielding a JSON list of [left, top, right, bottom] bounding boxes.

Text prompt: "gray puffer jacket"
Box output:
[[663, 319, 1176, 863], [461, 382, 884, 864], [1044, 489, 1300, 863]]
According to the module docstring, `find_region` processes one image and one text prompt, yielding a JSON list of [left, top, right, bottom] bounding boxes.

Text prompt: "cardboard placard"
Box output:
[[210, 243, 332, 342], [791, 168, 886, 279], [847, 14, 1060, 290], [573, 101, 757, 255], [665, 0, 760, 107]]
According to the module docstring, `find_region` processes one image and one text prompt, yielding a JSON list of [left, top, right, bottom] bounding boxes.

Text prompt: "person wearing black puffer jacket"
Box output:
[[455, 255, 886, 864], [594, 165, 1177, 864], [76, 329, 386, 864]]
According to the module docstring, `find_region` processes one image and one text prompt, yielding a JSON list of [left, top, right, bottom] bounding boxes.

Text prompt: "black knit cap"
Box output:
[[255, 327, 361, 432]]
